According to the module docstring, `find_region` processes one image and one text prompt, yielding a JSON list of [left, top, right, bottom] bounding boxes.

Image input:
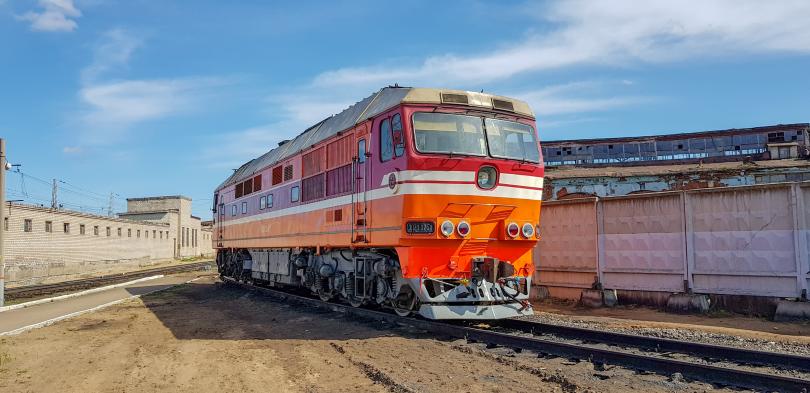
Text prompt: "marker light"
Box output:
[[457, 221, 471, 237], [440, 220, 455, 237], [477, 166, 497, 189], [506, 222, 520, 238], [522, 223, 535, 238]]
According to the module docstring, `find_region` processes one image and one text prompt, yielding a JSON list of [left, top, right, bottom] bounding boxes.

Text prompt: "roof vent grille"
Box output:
[[492, 99, 515, 112], [441, 93, 469, 105]]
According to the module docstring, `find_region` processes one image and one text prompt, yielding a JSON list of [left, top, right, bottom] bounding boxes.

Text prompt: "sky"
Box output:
[[1, 0, 809, 218]]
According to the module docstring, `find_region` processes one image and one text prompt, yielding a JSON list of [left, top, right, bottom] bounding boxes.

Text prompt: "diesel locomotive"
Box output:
[[213, 86, 544, 319]]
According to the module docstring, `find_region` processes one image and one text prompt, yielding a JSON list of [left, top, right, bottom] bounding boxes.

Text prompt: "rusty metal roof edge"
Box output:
[[541, 196, 599, 206], [542, 123, 810, 145], [682, 179, 810, 194]]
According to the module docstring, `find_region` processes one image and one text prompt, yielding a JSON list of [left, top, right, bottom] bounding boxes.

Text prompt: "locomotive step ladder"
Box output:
[[353, 257, 372, 299], [351, 152, 369, 243]]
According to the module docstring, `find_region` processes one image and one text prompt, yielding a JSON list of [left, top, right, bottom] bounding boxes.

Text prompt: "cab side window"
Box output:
[[392, 114, 404, 157], [380, 118, 393, 162], [358, 139, 366, 163]]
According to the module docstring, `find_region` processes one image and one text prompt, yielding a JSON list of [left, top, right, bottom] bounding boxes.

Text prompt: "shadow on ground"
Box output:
[[125, 278, 404, 341]]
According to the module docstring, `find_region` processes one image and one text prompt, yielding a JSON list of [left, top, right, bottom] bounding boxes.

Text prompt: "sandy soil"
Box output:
[[532, 299, 810, 345], [0, 275, 744, 392]]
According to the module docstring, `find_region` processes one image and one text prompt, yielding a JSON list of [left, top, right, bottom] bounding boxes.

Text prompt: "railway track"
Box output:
[[226, 278, 810, 392], [491, 318, 810, 374], [5, 261, 213, 300]]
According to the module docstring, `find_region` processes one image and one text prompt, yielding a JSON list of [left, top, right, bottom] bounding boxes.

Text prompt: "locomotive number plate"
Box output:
[[406, 221, 435, 234]]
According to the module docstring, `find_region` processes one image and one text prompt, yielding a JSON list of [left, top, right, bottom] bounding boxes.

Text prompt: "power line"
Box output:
[[6, 170, 125, 215]]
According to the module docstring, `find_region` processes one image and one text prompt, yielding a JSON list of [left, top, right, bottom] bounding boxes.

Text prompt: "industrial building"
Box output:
[[3, 195, 212, 286], [540, 123, 810, 200]]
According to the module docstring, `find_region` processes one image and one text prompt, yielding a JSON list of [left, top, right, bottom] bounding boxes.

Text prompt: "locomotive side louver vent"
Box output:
[[441, 93, 469, 104], [492, 99, 515, 112]]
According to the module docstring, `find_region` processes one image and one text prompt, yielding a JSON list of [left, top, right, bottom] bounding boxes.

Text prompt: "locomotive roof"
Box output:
[[217, 86, 534, 191]]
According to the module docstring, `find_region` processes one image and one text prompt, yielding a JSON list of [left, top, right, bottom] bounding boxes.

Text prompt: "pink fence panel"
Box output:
[[600, 193, 686, 292], [686, 184, 800, 297], [534, 198, 598, 300]]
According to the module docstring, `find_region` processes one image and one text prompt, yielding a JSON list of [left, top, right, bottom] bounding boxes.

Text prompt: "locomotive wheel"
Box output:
[[348, 296, 364, 308], [318, 289, 334, 302], [392, 287, 417, 317]]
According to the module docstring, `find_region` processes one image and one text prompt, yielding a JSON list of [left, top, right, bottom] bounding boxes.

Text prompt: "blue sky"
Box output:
[[1, 0, 809, 218]]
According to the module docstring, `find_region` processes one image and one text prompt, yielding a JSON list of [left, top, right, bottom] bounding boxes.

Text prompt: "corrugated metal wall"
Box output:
[[535, 181, 810, 300]]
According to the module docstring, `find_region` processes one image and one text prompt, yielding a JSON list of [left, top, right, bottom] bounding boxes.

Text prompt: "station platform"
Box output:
[[0, 273, 198, 335]]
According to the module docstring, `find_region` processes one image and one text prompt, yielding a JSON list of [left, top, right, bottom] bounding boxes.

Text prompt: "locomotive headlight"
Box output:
[[457, 220, 471, 237], [440, 220, 455, 237], [522, 223, 535, 238], [506, 222, 520, 238], [477, 166, 497, 189]]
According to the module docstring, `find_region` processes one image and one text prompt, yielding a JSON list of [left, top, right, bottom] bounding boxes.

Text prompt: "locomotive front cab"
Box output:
[[392, 102, 544, 319]]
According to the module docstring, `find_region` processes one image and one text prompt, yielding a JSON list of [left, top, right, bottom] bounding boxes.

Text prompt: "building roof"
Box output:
[[118, 210, 176, 216], [543, 123, 809, 145], [217, 86, 534, 190], [126, 195, 191, 202], [10, 203, 170, 227]]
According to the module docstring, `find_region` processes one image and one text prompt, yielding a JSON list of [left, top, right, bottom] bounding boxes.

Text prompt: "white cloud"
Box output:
[[513, 81, 653, 117], [18, 0, 81, 32], [202, 124, 292, 169], [82, 29, 142, 83], [78, 77, 228, 145], [74, 29, 231, 146], [313, 0, 810, 87]]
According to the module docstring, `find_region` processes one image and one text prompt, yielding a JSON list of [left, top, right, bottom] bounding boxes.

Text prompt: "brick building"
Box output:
[[3, 195, 212, 286], [119, 196, 211, 259]]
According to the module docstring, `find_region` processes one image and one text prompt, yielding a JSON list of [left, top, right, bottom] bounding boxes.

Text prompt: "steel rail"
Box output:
[[5, 260, 213, 299], [227, 280, 810, 392], [492, 318, 810, 373]]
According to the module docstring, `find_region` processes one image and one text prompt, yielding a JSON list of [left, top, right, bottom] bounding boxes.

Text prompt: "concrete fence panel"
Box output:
[[686, 184, 801, 297], [534, 198, 598, 299], [799, 183, 810, 297], [600, 192, 687, 292]]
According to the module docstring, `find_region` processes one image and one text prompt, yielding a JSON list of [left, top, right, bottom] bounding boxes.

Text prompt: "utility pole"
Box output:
[[1, 139, 7, 307], [51, 178, 57, 209], [107, 192, 114, 217]]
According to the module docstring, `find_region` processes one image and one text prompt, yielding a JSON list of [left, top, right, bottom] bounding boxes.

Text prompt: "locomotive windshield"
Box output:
[[412, 112, 540, 163], [484, 118, 540, 162], [412, 112, 487, 156]]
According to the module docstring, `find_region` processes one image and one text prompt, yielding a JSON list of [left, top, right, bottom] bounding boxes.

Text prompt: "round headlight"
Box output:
[[506, 222, 520, 238], [477, 166, 497, 189], [440, 220, 455, 237], [522, 223, 534, 238], [457, 221, 470, 237]]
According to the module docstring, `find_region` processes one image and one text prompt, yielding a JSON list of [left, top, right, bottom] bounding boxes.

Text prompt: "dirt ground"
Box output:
[[0, 275, 747, 392], [532, 299, 810, 345]]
